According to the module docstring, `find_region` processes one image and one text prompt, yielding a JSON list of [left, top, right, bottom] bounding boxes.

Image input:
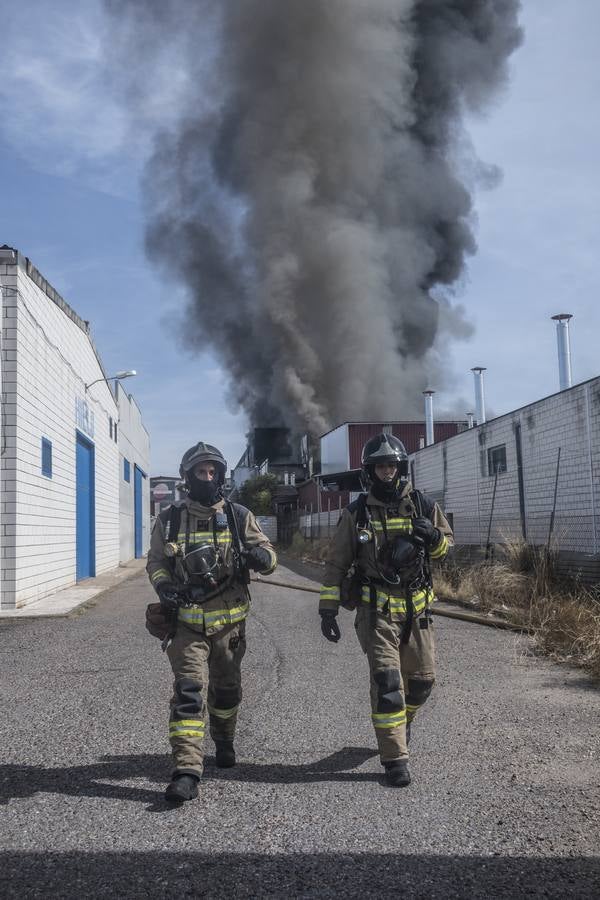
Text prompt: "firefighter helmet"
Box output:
[[179, 442, 227, 486], [360, 433, 409, 495]]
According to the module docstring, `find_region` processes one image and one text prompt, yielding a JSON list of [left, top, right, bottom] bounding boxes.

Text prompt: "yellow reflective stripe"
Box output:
[[178, 600, 250, 631], [151, 568, 171, 583], [203, 602, 249, 624], [360, 587, 433, 613], [320, 586, 340, 600], [207, 704, 239, 720], [179, 535, 231, 546], [405, 704, 420, 713], [429, 534, 449, 559], [371, 518, 412, 531], [169, 720, 205, 736], [372, 710, 407, 728]]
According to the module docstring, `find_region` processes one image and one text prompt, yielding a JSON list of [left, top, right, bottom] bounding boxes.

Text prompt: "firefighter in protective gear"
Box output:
[[147, 441, 277, 802], [318, 433, 453, 788]]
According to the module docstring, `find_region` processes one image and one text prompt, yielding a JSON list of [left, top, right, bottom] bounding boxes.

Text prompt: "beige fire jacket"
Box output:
[[319, 483, 453, 621], [147, 498, 276, 635]]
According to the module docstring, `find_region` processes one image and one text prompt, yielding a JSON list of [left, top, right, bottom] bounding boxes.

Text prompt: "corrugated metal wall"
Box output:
[[348, 423, 463, 468]]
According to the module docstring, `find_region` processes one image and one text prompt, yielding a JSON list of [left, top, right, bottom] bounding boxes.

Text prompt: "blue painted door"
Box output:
[[76, 433, 95, 580], [134, 465, 144, 558]]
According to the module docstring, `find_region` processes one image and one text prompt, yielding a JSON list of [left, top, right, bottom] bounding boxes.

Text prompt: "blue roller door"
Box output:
[[134, 465, 146, 558], [76, 432, 96, 580]]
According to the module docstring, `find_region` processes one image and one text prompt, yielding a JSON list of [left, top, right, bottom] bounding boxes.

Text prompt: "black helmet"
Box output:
[[361, 433, 409, 497], [179, 442, 227, 486]]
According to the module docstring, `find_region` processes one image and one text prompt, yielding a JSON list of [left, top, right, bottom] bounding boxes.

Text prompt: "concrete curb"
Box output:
[[0, 558, 147, 620]]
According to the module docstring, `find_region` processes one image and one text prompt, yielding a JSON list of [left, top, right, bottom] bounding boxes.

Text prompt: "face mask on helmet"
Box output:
[[179, 442, 227, 504], [187, 475, 222, 505]]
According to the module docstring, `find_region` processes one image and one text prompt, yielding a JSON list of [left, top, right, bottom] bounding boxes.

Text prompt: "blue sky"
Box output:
[[1, 1, 598, 474]]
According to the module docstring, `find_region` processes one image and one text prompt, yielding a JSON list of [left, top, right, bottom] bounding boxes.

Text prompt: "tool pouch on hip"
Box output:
[[145, 602, 173, 641], [340, 569, 362, 611]]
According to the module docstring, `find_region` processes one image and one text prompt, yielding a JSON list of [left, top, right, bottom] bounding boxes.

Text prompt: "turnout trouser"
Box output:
[[355, 607, 435, 763], [166, 620, 247, 777]]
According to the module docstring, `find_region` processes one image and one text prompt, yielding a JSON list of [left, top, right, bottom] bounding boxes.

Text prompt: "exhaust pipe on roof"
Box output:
[[467, 412, 474, 429], [551, 313, 573, 391], [471, 367, 487, 425], [423, 390, 435, 446]]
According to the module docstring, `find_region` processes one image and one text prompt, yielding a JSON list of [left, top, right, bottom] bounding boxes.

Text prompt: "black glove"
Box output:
[[320, 611, 341, 643], [157, 582, 181, 614], [412, 517, 441, 548], [244, 545, 273, 572]]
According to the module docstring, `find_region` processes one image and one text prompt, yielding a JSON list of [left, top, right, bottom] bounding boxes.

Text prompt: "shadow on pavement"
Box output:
[[1, 849, 599, 898], [0, 746, 379, 811]]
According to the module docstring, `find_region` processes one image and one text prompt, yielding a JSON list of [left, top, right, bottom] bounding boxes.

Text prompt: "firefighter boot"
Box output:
[[384, 760, 411, 788], [165, 773, 199, 802], [215, 740, 236, 768]]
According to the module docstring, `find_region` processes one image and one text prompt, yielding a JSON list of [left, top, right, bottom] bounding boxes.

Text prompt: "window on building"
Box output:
[[114, 422, 118, 443], [487, 444, 507, 476], [109, 417, 113, 440], [41, 438, 53, 478], [124, 458, 131, 483]]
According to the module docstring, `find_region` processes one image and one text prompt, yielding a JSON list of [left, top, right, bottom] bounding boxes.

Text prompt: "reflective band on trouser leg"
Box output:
[[168, 718, 206, 774], [169, 719, 206, 739], [371, 710, 407, 729], [207, 703, 239, 721]]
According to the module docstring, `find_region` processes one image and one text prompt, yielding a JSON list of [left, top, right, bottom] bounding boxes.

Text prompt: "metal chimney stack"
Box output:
[[551, 314, 573, 391], [467, 412, 474, 429], [423, 390, 435, 446], [471, 368, 487, 425]]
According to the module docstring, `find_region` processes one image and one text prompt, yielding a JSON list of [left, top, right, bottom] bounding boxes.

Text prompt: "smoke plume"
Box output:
[[105, 0, 522, 435]]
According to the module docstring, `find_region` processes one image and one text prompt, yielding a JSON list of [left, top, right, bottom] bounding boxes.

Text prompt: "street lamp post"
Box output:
[[85, 370, 137, 391]]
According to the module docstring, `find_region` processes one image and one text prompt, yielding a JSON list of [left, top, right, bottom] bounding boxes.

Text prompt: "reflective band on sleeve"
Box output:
[[151, 569, 172, 584], [169, 719, 205, 738], [371, 710, 407, 729], [429, 534, 449, 559], [320, 586, 340, 601], [207, 704, 239, 720]]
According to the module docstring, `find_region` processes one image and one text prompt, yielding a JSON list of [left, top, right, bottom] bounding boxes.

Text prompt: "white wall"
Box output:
[[1, 254, 120, 608], [320, 425, 350, 475], [410, 377, 600, 556], [118, 383, 151, 562]]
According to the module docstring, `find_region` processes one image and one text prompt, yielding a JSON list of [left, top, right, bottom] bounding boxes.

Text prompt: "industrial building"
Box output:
[[0, 246, 150, 610]]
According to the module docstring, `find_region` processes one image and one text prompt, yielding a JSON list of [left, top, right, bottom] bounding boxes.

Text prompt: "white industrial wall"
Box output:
[[320, 425, 350, 475], [410, 377, 600, 557], [118, 383, 151, 562], [0, 256, 120, 608]]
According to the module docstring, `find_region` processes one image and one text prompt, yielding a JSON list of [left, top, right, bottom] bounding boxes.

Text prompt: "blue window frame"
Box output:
[[41, 438, 53, 478], [124, 458, 131, 483]]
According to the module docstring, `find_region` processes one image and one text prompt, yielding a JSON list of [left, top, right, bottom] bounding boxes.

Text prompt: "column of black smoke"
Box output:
[[105, 0, 522, 435]]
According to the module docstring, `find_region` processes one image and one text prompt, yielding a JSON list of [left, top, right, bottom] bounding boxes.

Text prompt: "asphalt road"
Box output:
[[1, 563, 599, 899]]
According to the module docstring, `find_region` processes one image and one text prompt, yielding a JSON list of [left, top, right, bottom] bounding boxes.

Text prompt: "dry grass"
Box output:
[[438, 541, 600, 680]]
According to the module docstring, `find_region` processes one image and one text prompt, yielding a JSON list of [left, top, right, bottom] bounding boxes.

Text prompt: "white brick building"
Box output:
[[409, 377, 600, 578], [0, 246, 150, 610]]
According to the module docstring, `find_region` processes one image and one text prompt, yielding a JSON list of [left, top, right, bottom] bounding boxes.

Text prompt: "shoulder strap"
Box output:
[[159, 504, 182, 543], [348, 492, 370, 529], [410, 489, 434, 519], [224, 501, 246, 556]]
